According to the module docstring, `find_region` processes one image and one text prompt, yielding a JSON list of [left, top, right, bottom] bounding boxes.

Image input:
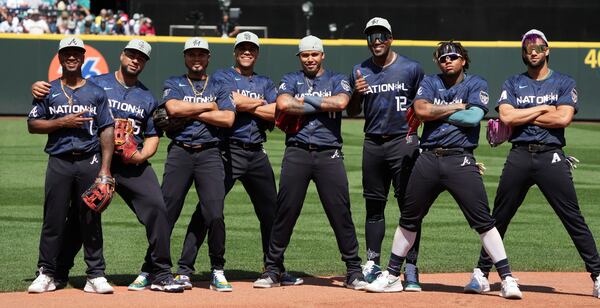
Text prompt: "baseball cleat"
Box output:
[[128, 272, 150, 291], [280, 272, 304, 286], [84, 276, 114, 294], [174, 274, 193, 290], [210, 270, 233, 292], [500, 276, 522, 299], [403, 264, 422, 292], [594, 277, 600, 298], [344, 274, 369, 291], [464, 268, 491, 294], [365, 271, 403, 293], [362, 260, 382, 283], [28, 268, 56, 293], [150, 276, 184, 293], [253, 272, 280, 288]]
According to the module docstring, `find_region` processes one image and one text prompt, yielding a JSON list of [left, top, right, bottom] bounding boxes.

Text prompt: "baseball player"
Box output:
[[365, 41, 522, 299], [160, 37, 236, 292], [347, 17, 423, 290], [27, 37, 114, 294], [210, 32, 302, 286], [253, 35, 367, 290], [464, 29, 600, 299], [30, 39, 184, 293]]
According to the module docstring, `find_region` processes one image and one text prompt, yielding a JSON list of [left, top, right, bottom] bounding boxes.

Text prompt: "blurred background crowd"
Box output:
[[0, 0, 154, 35]]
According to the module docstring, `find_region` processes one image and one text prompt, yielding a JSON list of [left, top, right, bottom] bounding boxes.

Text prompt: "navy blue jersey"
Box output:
[[415, 74, 489, 149], [350, 54, 424, 135], [161, 75, 236, 145], [90, 73, 160, 148], [212, 67, 276, 144], [278, 70, 352, 148], [28, 79, 114, 155], [498, 71, 578, 146]]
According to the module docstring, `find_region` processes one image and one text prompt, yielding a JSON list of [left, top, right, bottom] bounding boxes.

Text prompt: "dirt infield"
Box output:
[[2, 272, 598, 307]]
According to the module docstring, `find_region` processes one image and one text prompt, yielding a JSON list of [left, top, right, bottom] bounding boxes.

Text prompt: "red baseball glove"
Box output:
[[114, 118, 138, 163], [406, 106, 421, 138], [275, 109, 304, 134], [81, 175, 116, 213]]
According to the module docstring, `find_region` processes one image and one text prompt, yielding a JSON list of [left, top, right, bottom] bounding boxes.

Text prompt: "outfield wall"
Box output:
[[2, 34, 600, 119]]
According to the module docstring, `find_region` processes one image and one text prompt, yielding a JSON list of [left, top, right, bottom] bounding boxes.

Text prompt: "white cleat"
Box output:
[[500, 276, 522, 299], [464, 268, 491, 294], [593, 277, 600, 299], [84, 277, 114, 294], [28, 272, 56, 293], [365, 271, 403, 293]]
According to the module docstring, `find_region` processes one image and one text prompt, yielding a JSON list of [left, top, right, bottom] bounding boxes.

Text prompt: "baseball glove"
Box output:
[[114, 119, 138, 163], [81, 175, 115, 213], [275, 109, 304, 134], [486, 118, 512, 147], [406, 106, 421, 138], [152, 106, 187, 133]]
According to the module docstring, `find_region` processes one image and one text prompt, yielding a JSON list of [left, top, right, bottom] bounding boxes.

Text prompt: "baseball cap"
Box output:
[[234, 31, 260, 49], [364, 17, 392, 34], [296, 35, 323, 56], [124, 38, 152, 59], [521, 29, 549, 46], [184, 37, 210, 52], [58, 36, 86, 53]]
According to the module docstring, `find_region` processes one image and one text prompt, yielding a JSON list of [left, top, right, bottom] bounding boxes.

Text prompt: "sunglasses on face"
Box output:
[[525, 44, 548, 55], [438, 54, 461, 63], [367, 32, 392, 45]]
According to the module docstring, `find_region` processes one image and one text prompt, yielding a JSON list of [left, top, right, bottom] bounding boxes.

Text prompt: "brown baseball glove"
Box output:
[[81, 175, 116, 213]]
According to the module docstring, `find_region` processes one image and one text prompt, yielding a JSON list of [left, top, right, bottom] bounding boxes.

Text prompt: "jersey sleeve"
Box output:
[[414, 76, 436, 103], [466, 77, 490, 114], [95, 90, 114, 129], [409, 63, 425, 100], [497, 78, 517, 108], [215, 80, 236, 112], [161, 78, 184, 105], [557, 77, 578, 113], [144, 97, 161, 137], [332, 74, 352, 96], [263, 78, 278, 104], [277, 73, 296, 97], [28, 97, 49, 120]]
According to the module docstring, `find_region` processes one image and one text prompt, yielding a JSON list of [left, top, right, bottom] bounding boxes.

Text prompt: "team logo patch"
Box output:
[[417, 86, 423, 96], [479, 90, 489, 105], [499, 90, 508, 102], [279, 82, 287, 91], [28, 106, 39, 118], [163, 88, 171, 99], [571, 88, 578, 103], [340, 80, 351, 92], [48, 44, 109, 81]]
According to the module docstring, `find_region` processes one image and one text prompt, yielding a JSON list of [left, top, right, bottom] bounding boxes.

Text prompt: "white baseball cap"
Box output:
[[58, 36, 85, 53], [124, 38, 151, 59], [234, 31, 260, 49], [184, 37, 210, 52], [364, 17, 392, 34], [296, 35, 323, 56], [522, 29, 549, 46]]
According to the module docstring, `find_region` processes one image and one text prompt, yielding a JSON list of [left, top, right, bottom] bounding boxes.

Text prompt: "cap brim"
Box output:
[[59, 46, 86, 53], [234, 41, 259, 49], [124, 48, 150, 60]]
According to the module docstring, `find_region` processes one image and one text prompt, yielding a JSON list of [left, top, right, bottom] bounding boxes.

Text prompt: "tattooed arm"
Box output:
[[414, 98, 466, 122]]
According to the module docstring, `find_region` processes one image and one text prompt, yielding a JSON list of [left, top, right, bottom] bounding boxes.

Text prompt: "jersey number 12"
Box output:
[[395, 96, 407, 111]]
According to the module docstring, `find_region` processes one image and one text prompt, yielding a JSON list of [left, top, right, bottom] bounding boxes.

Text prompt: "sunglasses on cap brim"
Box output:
[[367, 32, 392, 45], [437, 53, 462, 63]]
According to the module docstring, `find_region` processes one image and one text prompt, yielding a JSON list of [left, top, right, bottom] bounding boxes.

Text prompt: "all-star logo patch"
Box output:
[[480, 90, 489, 105], [571, 88, 578, 103]]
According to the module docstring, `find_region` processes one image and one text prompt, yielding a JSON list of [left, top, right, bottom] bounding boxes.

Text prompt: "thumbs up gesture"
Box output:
[[354, 69, 369, 94]]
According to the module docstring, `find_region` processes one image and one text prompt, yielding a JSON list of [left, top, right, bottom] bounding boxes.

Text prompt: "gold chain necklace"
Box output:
[[60, 78, 86, 106], [186, 74, 209, 97]]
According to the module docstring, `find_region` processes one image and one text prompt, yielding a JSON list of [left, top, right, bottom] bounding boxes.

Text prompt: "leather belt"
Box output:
[[229, 140, 263, 150], [288, 142, 339, 151], [513, 143, 560, 153], [423, 147, 472, 156], [174, 141, 219, 151]]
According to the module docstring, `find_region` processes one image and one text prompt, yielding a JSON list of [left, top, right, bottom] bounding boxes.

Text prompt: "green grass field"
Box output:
[[1, 118, 599, 292]]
